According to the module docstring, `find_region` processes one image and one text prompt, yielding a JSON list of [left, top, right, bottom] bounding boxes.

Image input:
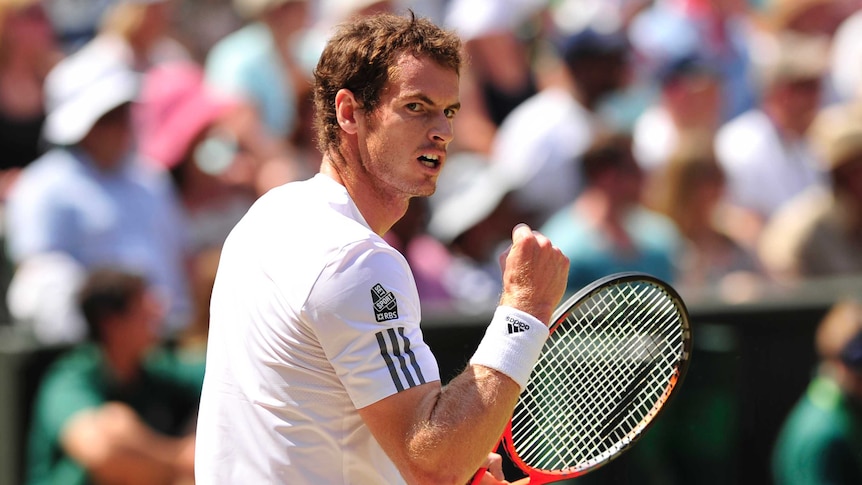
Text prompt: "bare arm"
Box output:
[[61, 402, 196, 485], [359, 224, 569, 484]]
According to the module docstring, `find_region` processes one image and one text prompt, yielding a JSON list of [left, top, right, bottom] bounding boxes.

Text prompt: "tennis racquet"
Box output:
[[471, 271, 692, 485]]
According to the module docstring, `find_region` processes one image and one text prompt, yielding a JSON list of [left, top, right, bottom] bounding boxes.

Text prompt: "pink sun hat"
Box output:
[[135, 61, 239, 169]]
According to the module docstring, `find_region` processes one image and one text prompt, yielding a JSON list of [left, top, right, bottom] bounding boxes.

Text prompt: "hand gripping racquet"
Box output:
[[471, 272, 692, 484]]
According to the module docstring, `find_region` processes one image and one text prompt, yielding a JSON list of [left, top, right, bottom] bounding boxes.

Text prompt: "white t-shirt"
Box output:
[[715, 109, 827, 220], [195, 174, 440, 484], [490, 87, 598, 226]]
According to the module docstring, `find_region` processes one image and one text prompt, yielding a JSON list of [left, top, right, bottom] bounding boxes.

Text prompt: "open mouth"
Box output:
[[418, 154, 441, 169]]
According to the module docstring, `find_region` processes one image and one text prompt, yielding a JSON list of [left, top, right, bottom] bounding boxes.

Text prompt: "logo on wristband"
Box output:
[[506, 315, 530, 334]]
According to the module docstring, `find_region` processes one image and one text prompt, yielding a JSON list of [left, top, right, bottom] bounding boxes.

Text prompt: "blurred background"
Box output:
[[3, 0, 862, 483]]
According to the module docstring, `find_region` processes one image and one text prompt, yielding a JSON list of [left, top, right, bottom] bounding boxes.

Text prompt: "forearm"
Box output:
[[61, 402, 196, 485], [410, 365, 521, 483]]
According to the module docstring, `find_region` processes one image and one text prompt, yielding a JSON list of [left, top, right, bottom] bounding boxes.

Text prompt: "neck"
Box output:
[[319, 154, 408, 236], [576, 188, 628, 223], [102, 343, 141, 384]]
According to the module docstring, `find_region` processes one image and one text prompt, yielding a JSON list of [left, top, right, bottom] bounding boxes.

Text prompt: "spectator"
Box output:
[[204, 0, 311, 145], [443, 0, 544, 154], [4, 43, 193, 337], [0, 0, 62, 179], [628, 0, 758, 122], [632, 53, 723, 173], [830, 6, 862, 103], [135, 60, 302, 253], [715, 31, 831, 245], [0, 0, 63, 324], [90, 0, 191, 72], [772, 298, 862, 484], [426, 153, 527, 314], [297, 0, 397, 161], [540, 132, 681, 294], [25, 267, 204, 485], [756, 0, 849, 37], [758, 101, 862, 279], [490, 23, 631, 228], [751, 0, 852, 107], [646, 131, 762, 297]]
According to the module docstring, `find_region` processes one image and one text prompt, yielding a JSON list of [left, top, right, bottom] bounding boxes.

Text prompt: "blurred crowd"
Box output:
[[2, 0, 862, 482], [1, 0, 861, 342]]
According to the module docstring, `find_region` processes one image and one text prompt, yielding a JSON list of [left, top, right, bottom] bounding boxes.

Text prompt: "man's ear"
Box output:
[[335, 89, 360, 135]]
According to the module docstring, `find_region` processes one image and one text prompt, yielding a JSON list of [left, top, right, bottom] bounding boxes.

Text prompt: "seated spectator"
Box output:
[[442, 0, 543, 154], [0, 0, 62, 178], [632, 53, 723, 174], [627, 0, 758, 122], [426, 153, 527, 314], [135, 61, 302, 253], [490, 23, 631, 228], [772, 298, 862, 484], [715, 31, 831, 245], [25, 267, 204, 485], [540, 132, 681, 294], [646, 132, 762, 298], [758, 102, 862, 280], [90, 0, 191, 72], [0, 0, 63, 325], [204, 0, 310, 146], [830, 6, 862, 104], [4, 43, 193, 336]]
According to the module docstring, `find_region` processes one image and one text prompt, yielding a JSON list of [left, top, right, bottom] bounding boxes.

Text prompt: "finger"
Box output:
[[498, 245, 511, 273], [486, 453, 505, 480], [511, 223, 532, 242]]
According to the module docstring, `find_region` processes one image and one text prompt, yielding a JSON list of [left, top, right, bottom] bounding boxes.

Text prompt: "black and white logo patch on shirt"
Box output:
[[371, 283, 399, 322]]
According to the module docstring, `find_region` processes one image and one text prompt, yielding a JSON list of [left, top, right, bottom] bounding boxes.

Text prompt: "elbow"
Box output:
[[403, 467, 474, 485], [398, 448, 480, 485]]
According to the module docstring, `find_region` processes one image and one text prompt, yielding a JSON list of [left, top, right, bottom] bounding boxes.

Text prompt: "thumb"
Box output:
[[511, 223, 532, 242]]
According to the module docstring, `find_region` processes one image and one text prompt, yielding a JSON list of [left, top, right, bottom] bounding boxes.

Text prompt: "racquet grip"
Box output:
[[469, 468, 487, 485]]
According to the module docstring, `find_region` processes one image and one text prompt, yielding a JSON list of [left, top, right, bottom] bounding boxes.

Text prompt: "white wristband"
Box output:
[[469, 306, 549, 390]]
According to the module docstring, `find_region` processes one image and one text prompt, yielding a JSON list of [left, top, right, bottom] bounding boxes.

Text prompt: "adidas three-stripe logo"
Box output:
[[506, 315, 530, 334], [375, 327, 426, 392]]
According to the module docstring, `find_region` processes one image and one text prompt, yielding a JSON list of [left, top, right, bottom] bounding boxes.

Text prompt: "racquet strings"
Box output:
[[510, 279, 687, 474]]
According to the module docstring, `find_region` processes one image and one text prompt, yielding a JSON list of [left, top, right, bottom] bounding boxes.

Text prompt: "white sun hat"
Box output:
[[42, 40, 140, 146]]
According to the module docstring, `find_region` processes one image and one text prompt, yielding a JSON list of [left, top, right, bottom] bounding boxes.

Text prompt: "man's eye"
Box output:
[[444, 108, 457, 119], [406, 103, 421, 112]]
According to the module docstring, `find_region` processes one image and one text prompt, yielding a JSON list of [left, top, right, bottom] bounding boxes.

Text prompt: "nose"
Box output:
[[430, 112, 454, 145]]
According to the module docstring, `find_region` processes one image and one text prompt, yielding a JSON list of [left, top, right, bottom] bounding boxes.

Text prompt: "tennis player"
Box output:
[[194, 11, 569, 485]]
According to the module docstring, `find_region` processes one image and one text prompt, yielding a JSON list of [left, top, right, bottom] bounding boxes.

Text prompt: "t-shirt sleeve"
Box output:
[[304, 239, 441, 409]]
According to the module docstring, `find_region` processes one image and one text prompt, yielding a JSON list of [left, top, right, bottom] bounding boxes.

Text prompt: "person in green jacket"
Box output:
[[25, 267, 205, 485], [772, 299, 862, 485]]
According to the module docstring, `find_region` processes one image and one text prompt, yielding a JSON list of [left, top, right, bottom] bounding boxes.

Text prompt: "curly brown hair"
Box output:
[[312, 11, 462, 159]]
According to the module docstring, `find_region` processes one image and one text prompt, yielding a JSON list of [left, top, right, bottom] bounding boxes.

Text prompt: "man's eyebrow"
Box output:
[[411, 93, 461, 111]]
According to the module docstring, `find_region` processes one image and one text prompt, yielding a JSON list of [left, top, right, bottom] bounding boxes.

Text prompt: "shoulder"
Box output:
[[716, 110, 775, 166], [34, 345, 103, 406], [716, 110, 772, 147], [499, 89, 585, 129], [14, 149, 79, 188]]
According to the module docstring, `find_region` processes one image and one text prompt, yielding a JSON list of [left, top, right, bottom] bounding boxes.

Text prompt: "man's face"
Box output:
[[354, 52, 460, 199], [771, 77, 822, 134]]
